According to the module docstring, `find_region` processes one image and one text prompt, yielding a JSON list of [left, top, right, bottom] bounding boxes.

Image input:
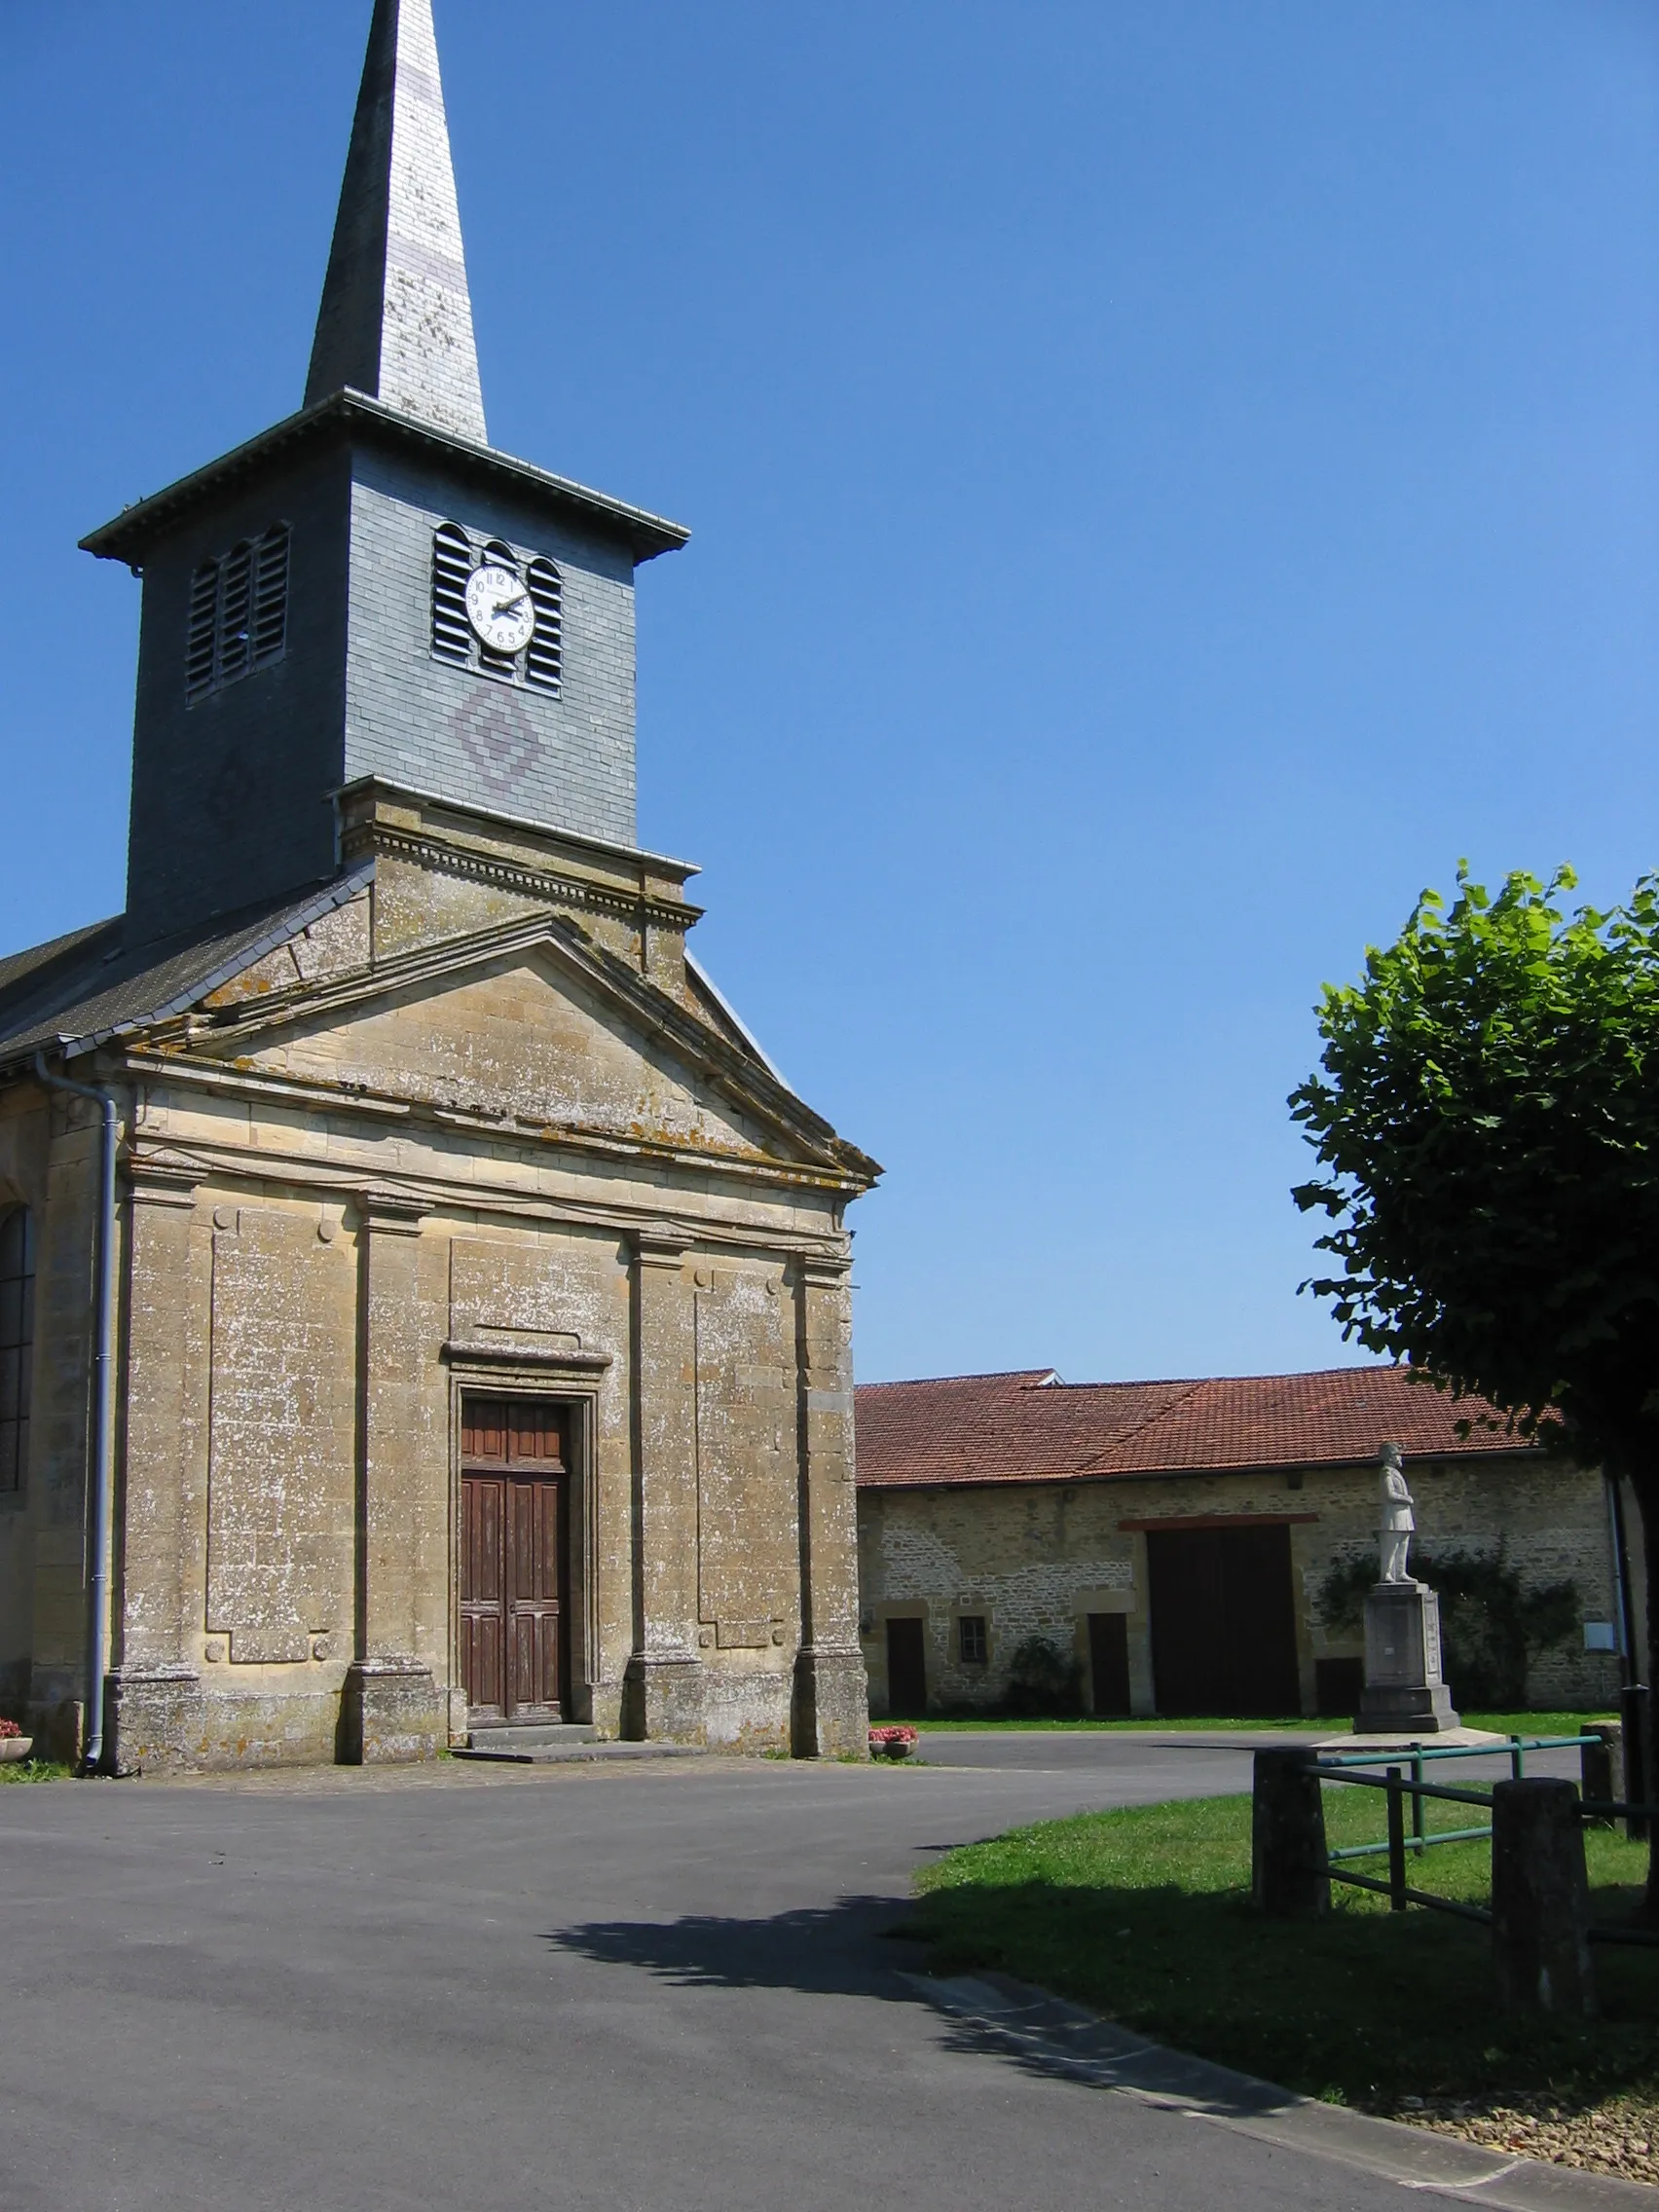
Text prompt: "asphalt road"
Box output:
[[0, 1734, 1560, 2212]]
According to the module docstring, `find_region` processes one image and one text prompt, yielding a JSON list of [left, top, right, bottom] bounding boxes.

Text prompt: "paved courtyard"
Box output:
[[0, 1734, 1588, 2211]]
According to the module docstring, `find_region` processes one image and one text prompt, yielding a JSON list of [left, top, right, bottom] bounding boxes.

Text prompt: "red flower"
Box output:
[[0, 1719, 21, 1740]]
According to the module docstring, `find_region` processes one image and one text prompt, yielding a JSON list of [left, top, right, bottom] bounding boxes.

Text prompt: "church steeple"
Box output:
[[304, 0, 487, 445], [85, 0, 687, 951]]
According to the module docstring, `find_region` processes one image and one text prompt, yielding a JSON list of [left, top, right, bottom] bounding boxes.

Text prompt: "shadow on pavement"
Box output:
[[544, 1893, 924, 2000], [543, 1893, 1310, 2119]]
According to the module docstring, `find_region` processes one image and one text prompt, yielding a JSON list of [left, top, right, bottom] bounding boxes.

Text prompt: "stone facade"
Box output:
[[0, 790, 875, 1768], [856, 1373, 1634, 1720]]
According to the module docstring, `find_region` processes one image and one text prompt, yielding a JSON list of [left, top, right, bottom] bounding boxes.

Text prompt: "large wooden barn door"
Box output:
[[461, 1398, 570, 1724], [1146, 1524, 1300, 1717]]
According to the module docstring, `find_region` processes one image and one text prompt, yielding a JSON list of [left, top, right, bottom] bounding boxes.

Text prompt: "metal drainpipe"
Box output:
[[1608, 1470, 1639, 1689], [33, 1053, 118, 1775]]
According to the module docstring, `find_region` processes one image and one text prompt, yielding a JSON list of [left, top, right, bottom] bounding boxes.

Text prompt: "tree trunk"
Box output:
[[1637, 1473, 1659, 1921]]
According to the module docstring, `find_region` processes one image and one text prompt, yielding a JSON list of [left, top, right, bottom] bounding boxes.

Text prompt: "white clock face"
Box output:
[[464, 563, 535, 655]]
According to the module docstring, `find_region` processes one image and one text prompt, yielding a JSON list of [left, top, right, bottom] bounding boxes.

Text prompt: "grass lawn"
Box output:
[[910, 1784, 1658, 2126], [911, 1712, 1609, 1738]]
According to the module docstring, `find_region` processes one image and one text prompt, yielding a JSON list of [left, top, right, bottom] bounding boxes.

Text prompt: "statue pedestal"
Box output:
[[1352, 1580, 1460, 1735]]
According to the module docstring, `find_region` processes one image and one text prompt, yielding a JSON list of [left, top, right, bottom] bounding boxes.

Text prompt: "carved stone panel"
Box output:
[[449, 1230, 627, 1357], [694, 1265, 796, 1645], [206, 1208, 356, 1663]]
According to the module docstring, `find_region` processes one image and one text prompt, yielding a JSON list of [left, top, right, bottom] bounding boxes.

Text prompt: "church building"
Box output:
[[0, 0, 878, 1770]]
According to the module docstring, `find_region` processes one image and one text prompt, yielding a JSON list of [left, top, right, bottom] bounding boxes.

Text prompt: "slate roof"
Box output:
[[0, 868, 371, 1069], [854, 1365, 1533, 1491]]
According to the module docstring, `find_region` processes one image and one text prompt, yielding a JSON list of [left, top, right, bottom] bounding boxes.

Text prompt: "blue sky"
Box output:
[[3, 2, 1656, 1385]]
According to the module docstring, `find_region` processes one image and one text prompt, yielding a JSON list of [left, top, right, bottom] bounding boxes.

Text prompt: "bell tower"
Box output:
[[83, 0, 687, 952]]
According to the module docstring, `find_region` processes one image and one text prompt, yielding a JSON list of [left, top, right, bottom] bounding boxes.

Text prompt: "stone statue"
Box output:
[[1379, 1441, 1415, 1583]]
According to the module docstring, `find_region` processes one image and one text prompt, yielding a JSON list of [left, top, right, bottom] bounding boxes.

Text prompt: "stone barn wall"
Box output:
[[858, 1456, 1626, 1719]]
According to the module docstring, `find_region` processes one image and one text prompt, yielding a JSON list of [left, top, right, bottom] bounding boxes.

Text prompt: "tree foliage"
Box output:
[[1003, 1634, 1086, 1718], [1290, 865, 1659, 1482]]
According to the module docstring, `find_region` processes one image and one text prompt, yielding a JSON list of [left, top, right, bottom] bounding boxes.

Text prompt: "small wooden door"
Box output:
[[885, 1617, 927, 1715], [1146, 1523, 1301, 1717], [1088, 1612, 1131, 1716], [461, 1397, 569, 1723]]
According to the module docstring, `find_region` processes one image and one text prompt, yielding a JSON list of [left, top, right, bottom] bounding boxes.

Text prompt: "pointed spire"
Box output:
[[305, 0, 488, 444]]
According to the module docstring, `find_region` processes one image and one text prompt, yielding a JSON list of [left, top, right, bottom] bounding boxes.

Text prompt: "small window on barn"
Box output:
[[0, 1207, 35, 1494], [958, 1615, 988, 1665], [185, 523, 290, 703]]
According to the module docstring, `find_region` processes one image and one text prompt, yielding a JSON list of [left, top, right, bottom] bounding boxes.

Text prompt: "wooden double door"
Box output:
[[1146, 1522, 1301, 1718], [460, 1397, 571, 1724]]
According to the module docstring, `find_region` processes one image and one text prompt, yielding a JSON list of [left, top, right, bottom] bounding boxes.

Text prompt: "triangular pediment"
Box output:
[[179, 912, 868, 1179]]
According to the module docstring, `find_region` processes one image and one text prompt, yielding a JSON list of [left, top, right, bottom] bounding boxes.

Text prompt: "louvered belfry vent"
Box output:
[[430, 522, 562, 695], [525, 559, 563, 693], [431, 524, 472, 665], [184, 522, 291, 704]]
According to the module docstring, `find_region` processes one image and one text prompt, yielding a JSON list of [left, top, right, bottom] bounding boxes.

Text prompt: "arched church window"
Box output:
[[184, 523, 291, 704], [0, 1206, 35, 1494]]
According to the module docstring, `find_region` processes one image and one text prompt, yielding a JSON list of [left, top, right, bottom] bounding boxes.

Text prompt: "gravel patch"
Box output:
[[1393, 2093, 1659, 2189]]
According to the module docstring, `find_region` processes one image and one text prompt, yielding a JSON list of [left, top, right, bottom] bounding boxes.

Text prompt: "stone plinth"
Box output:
[[1353, 1579, 1460, 1735], [341, 1658, 445, 1763]]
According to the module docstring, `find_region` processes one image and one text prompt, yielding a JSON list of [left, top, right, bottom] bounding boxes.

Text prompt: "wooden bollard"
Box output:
[[1252, 1747, 1330, 1919], [1580, 1722, 1623, 1829], [1492, 1779, 1596, 2016]]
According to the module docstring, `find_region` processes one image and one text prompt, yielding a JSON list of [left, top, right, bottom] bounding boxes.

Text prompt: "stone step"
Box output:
[[451, 1739, 705, 1766], [466, 1722, 596, 1752]]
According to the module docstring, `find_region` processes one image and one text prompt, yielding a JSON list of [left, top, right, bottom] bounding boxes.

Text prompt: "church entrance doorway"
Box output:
[[460, 1396, 571, 1725]]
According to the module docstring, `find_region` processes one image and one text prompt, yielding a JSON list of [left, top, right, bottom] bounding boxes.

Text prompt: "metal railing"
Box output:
[[1312, 1734, 1659, 1945]]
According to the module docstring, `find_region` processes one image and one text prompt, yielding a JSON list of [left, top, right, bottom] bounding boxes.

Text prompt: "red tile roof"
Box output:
[[854, 1365, 1533, 1491]]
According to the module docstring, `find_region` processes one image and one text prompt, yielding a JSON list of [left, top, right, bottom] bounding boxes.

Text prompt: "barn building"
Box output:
[[856, 1366, 1632, 1720], [0, 0, 877, 1771]]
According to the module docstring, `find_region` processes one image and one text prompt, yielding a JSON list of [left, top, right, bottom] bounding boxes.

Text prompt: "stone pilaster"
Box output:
[[107, 1162, 206, 1772], [341, 1189, 445, 1763], [792, 1254, 869, 1757], [622, 1232, 704, 1742]]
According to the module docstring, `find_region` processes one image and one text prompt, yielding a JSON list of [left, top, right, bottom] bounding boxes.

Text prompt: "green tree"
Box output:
[[1290, 865, 1659, 1905]]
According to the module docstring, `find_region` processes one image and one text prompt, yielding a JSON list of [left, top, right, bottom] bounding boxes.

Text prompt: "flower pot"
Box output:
[[882, 1740, 911, 1760], [0, 1738, 33, 1763]]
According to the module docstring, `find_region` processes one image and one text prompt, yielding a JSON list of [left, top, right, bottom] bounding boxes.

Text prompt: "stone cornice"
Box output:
[[348, 819, 703, 934], [81, 388, 690, 569], [631, 1229, 691, 1270], [795, 1254, 854, 1290], [119, 1050, 868, 1197], [121, 1132, 853, 1263], [126, 1157, 201, 1210], [354, 1186, 428, 1235], [160, 906, 878, 1186], [441, 1339, 612, 1375]]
